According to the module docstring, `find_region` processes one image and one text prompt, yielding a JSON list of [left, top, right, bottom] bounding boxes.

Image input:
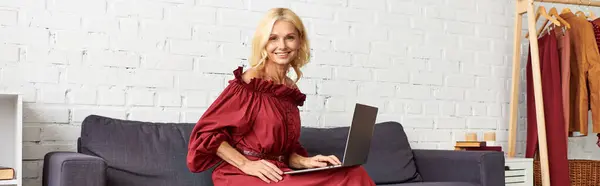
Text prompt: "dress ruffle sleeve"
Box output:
[[186, 78, 260, 173]]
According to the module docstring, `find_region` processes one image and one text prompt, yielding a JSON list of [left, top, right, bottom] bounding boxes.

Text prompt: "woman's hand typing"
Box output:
[[239, 159, 283, 183], [289, 153, 341, 169]]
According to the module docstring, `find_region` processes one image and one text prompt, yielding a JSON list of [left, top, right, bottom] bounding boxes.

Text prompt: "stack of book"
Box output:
[[0, 166, 14, 180], [454, 141, 502, 152]]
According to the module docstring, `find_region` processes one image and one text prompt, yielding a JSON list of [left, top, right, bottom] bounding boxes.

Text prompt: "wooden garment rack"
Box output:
[[507, 0, 600, 186]]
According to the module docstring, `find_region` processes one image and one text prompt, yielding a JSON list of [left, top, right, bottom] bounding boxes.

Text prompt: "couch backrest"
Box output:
[[298, 121, 422, 184], [79, 115, 214, 186], [79, 115, 421, 185]]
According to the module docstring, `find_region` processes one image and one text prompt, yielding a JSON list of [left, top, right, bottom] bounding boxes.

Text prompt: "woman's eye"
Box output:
[[286, 36, 295, 40]]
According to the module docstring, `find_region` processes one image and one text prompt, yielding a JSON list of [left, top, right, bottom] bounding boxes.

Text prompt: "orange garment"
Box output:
[[554, 27, 571, 140], [560, 12, 600, 136]]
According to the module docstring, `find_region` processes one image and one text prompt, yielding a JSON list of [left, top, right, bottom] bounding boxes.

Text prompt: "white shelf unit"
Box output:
[[0, 93, 22, 186], [0, 180, 17, 185], [505, 157, 534, 186]]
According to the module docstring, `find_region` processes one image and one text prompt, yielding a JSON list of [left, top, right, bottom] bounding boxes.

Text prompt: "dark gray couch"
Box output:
[[42, 115, 505, 186]]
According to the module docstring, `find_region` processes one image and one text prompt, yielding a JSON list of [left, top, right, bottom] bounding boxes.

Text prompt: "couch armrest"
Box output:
[[412, 149, 505, 186], [42, 151, 107, 186]]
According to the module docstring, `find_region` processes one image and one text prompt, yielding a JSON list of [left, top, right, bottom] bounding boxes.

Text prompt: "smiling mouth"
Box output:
[[275, 51, 291, 57]]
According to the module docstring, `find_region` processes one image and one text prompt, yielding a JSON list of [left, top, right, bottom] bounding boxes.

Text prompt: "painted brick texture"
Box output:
[[2, 0, 598, 185]]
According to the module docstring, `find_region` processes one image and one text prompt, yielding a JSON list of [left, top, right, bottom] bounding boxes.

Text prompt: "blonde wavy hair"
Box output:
[[249, 8, 310, 83]]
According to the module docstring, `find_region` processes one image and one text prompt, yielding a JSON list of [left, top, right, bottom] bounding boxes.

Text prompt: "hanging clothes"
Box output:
[[591, 18, 600, 147], [590, 18, 600, 147], [589, 19, 600, 49], [554, 27, 571, 142], [525, 30, 571, 186], [560, 12, 600, 137]]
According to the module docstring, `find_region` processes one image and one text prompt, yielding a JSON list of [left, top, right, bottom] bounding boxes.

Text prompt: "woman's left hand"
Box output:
[[299, 154, 342, 168]]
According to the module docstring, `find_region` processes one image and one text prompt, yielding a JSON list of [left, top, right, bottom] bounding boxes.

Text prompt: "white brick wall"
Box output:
[[2, 0, 599, 185]]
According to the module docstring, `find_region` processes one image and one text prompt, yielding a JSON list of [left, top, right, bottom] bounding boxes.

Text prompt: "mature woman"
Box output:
[[186, 8, 376, 186]]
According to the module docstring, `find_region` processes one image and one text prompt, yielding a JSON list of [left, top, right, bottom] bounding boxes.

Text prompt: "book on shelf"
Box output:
[[455, 141, 486, 147], [455, 146, 503, 152], [0, 166, 14, 180]]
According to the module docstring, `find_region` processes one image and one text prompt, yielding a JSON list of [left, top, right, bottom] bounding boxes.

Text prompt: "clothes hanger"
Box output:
[[576, 10, 587, 18], [562, 7, 573, 14], [575, 0, 589, 19], [587, 1, 598, 20], [536, 7, 572, 37], [526, 6, 561, 38], [548, 7, 571, 29], [561, 0, 574, 14]]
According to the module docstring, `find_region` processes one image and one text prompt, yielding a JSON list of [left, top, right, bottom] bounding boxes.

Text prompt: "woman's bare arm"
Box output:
[[216, 141, 283, 183], [216, 141, 250, 169], [288, 152, 307, 169]]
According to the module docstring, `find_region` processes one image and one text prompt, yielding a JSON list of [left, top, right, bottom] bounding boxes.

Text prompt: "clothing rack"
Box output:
[[507, 0, 600, 186]]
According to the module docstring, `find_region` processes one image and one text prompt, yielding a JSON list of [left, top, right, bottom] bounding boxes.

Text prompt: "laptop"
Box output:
[[283, 103, 379, 175]]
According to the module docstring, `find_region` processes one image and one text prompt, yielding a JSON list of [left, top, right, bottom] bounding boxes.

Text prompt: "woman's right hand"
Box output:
[[239, 159, 283, 183]]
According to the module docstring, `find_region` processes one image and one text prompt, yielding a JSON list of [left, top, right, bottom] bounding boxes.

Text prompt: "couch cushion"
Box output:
[[79, 115, 214, 186], [378, 182, 478, 186], [299, 121, 422, 184]]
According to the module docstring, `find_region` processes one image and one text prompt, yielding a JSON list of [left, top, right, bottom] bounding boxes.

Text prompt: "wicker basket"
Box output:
[[534, 159, 600, 186]]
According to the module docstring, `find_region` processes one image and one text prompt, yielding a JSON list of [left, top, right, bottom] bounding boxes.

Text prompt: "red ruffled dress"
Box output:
[[187, 66, 376, 186]]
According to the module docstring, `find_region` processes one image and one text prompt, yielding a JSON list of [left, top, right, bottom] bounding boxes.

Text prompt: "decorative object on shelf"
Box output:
[[484, 131, 496, 146], [455, 141, 486, 148], [454, 135, 503, 152], [465, 132, 478, 141], [0, 166, 14, 180], [459, 146, 502, 152], [454, 141, 503, 152]]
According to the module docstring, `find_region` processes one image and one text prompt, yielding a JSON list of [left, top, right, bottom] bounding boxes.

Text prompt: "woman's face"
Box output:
[[266, 20, 301, 65]]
